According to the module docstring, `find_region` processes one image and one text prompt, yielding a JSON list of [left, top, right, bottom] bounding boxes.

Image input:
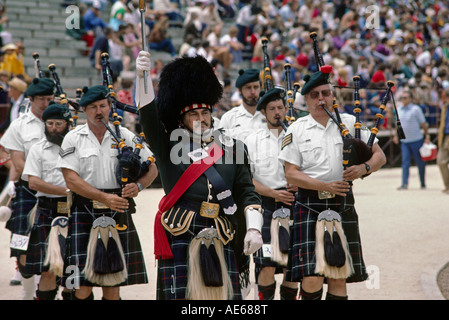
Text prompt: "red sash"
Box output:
[[154, 142, 224, 259]]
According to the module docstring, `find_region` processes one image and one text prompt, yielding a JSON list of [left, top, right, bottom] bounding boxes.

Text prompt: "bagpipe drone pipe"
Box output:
[[32, 54, 82, 129], [100, 52, 154, 230], [283, 63, 299, 126], [260, 37, 299, 131], [47, 63, 81, 112]]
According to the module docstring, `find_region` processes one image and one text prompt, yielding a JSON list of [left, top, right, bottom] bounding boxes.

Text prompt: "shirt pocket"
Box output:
[[23, 132, 41, 153], [79, 148, 99, 177], [299, 142, 326, 169]]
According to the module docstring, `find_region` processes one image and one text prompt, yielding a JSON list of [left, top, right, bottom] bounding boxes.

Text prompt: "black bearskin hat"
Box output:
[[157, 55, 223, 133]]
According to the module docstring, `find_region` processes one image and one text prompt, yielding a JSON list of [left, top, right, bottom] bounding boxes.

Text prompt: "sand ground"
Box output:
[[0, 164, 447, 300]]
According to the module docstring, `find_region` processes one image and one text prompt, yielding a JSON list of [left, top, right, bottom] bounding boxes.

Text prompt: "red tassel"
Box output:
[[154, 210, 173, 259]]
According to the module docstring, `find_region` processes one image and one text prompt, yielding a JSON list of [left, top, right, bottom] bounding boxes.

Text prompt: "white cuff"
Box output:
[[245, 207, 263, 233], [135, 72, 155, 109]]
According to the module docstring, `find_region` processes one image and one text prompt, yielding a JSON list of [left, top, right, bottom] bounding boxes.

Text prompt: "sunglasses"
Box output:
[[45, 120, 66, 128], [309, 89, 332, 99]]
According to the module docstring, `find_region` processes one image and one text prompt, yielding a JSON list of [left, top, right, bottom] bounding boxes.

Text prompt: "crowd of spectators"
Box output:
[[68, 0, 449, 135], [2, 0, 449, 136]]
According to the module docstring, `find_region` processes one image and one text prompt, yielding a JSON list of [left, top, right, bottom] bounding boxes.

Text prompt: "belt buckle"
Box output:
[[318, 191, 335, 200], [200, 201, 220, 218], [57, 202, 69, 214], [92, 200, 109, 209]]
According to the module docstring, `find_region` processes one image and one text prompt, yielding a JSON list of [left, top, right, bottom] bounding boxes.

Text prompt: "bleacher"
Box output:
[[5, 0, 247, 98], [6, 0, 104, 96]]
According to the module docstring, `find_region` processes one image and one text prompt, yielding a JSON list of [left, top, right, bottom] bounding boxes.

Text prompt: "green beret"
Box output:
[[79, 85, 109, 107], [257, 87, 285, 111], [42, 102, 72, 121], [235, 68, 260, 88], [25, 78, 55, 97], [300, 65, 333, 95]]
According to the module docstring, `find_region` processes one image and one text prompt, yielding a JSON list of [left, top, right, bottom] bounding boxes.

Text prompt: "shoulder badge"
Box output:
[[59, 147, 75, 158], [281, 133, 292, 150]]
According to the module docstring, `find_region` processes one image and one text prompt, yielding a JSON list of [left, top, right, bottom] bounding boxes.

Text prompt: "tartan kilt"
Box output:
[[61, 201, 148, 288], [7, 180, 37, 257], [286, 190, 368, 283], [157, 199, 242, 300], [253, 195, 291, 280], [24, 203, 61, 275]]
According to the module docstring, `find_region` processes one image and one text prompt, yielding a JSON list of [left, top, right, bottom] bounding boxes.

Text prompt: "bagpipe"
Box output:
[[260, 37, 299, 131], [100, 52, 154, 230], [309, 31, 398, 172]]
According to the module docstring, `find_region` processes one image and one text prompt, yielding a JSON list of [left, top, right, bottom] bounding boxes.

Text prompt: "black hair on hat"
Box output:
[[156, 55, 223, 133]]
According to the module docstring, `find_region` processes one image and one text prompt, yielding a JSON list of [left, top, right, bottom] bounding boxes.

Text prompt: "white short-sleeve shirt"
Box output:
[[278, 113, 375, 183], [219, 105, 266, 142], [22, 138, 67, 198], [0, 111, 45, 159], [56, 123, 153, 189], [245, 127, 287, 190]]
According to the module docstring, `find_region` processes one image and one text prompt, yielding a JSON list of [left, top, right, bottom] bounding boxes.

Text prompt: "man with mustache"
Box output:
[[244, 87, 298, 300], [279, 67, 386, 300], [219, 68, 266, 142], [135, 52, 263, 300], [21, 102, 73, 300], [56, 85, 158, 300]]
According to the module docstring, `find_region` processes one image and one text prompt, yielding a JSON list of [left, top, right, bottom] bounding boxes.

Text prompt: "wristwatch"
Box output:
[[136, 182, 143, 192], [363, 163, 370, 174]]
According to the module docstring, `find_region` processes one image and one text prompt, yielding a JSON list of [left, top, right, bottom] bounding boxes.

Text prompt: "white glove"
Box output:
[[136, 51, 152, 77], [135, 51, 155, 108], [7, 181, 15, 198], [243, 206, 264, 255], [243, 229, 263, 255]]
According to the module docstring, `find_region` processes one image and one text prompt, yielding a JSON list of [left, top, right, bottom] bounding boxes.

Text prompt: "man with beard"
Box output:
[[21, 102, 73, 300], [244, 88, 298, 300], [0, 77, 55, 299], [134, 51, 263, 300], [56, 85, 157, 300], [219, 68, 266, 142]]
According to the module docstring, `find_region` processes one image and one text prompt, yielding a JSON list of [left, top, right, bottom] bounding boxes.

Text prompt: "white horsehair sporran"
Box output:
[[315, 209, 354, 279]]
